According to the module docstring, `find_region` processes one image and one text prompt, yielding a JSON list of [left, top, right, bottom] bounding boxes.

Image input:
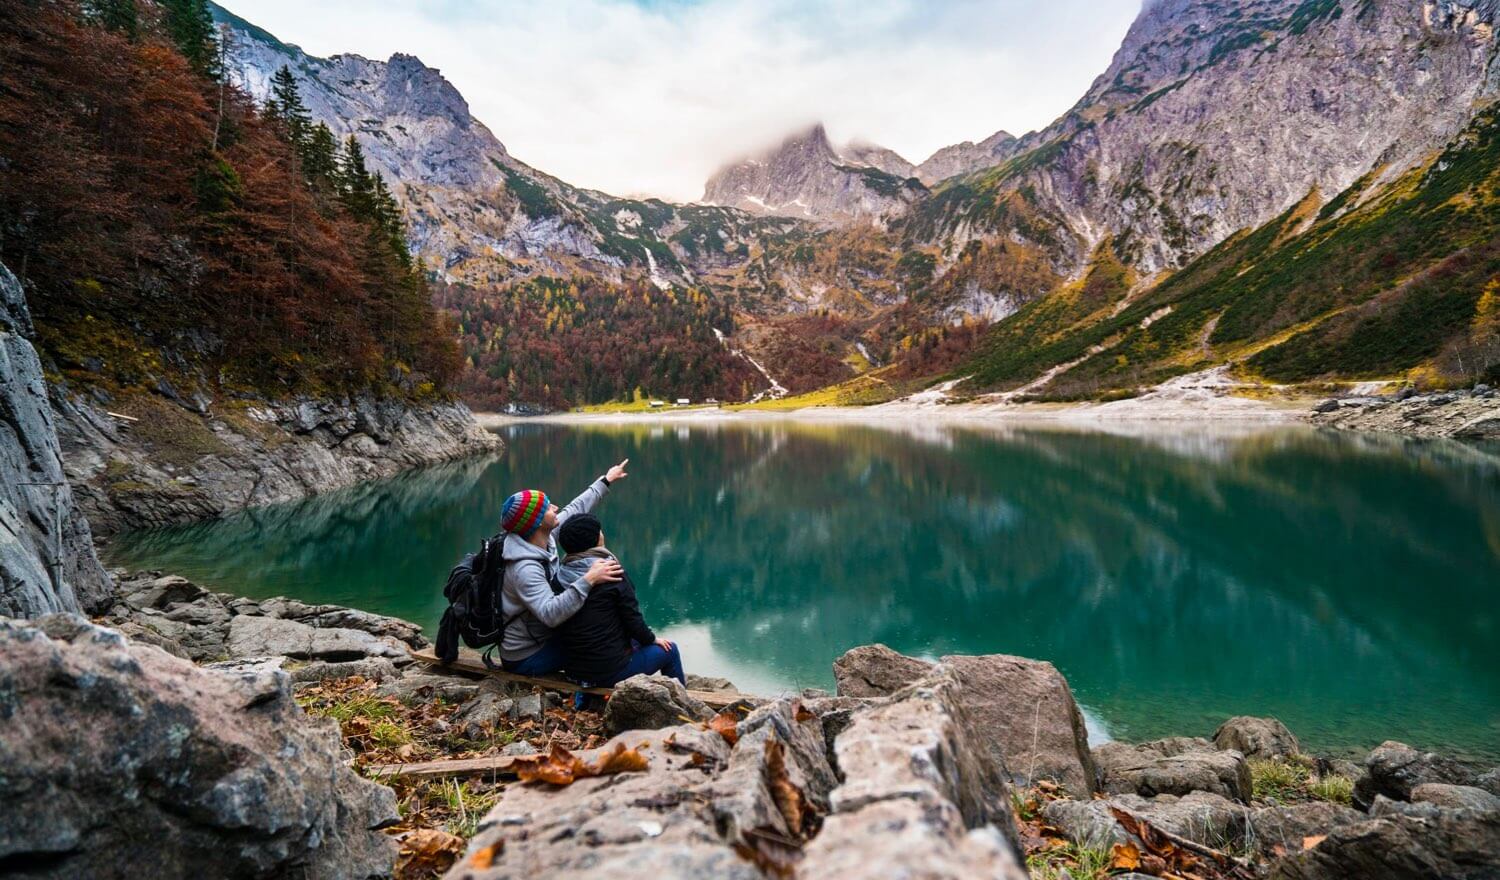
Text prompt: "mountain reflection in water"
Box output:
[[109, 421, 1500, 760]]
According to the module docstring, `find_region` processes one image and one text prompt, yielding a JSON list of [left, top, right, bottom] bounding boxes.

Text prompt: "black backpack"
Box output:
[[434, 535, 508, 663]]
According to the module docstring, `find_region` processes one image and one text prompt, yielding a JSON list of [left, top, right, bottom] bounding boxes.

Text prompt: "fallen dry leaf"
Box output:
[[469, 841, 501, 869], [591, 741, 650, 775], [765, 737, 815, 838], [395, 828, 465, 879], [1110, 841, 1142, 871], [1302, 834, 1327, 850], [708, 711, 739, 745]]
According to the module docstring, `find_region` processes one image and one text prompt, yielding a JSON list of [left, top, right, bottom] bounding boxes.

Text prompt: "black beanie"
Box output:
[[557, 513, 603, 555]]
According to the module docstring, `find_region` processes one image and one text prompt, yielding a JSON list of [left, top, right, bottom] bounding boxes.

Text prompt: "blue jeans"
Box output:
[[607, 643, 685, 686], [502, 639, 568, 677]]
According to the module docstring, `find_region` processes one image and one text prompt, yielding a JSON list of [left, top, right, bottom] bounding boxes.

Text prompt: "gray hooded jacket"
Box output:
[[498, 476, 610, 662]]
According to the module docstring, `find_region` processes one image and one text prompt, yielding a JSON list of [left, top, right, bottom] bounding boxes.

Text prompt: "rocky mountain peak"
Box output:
[[701, 123, 924, 222]]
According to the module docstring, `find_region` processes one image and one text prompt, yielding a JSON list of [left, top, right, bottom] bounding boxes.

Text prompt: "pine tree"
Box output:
[[337, 135, 375, 217], [303, 122, 339, 188], [162, 0, 219, 80], [267, 66, 312, 153], [83, 0, 138, 38]]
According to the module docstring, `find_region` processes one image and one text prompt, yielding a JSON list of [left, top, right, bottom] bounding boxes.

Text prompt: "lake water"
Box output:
[[108, 420, 1500, 760]]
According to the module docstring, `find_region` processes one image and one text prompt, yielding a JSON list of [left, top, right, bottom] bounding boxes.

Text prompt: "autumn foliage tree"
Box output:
[[0, 0, 460, 398]]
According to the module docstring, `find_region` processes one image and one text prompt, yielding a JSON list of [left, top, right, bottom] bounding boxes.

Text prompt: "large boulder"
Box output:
[[1270, 809, 1500, 880], [226, 613, 406, 662], [1247, 802, 1365, 860], [1354, 741, 1476, 808], [603, 674, 714, 735], [1410, 783, 1500, 813], [1094, 740, 1252, 802], [0, 615, 397, 879], [1213, 716, 1300, 760], [833, 646, 1097, 797], [939, 654, 1097, 797], [453, 700, 836, 880], [1044, 792, 1250, 852], [0, 262, 112, 618], [832, 643, 934, 697], [803, 669, 1027, 878]]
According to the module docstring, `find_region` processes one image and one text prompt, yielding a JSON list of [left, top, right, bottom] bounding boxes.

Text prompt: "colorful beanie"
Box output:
[[500, 489, 550, 537]]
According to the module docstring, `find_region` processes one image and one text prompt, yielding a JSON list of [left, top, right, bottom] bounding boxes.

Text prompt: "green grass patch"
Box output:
[[1250, 758, 1312, 804], [1308, 774, 1355, 806]]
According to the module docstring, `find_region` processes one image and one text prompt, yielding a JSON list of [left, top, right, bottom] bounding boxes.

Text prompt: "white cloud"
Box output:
[[221, 0, 1141, 201]]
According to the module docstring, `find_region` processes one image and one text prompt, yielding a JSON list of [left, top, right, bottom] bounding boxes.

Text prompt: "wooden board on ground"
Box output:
[[363, 754, 531, 780], [406, 647, 748, 710]]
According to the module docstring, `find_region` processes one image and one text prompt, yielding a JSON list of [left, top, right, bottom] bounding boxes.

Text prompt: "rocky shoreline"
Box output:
[[54, 390, 501, 537], [2, 573, 1495, 880], [1308, 385, 1500, 440]]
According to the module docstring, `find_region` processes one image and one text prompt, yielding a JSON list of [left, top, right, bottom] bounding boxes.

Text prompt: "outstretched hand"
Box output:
[[606, 458, 629, 483]]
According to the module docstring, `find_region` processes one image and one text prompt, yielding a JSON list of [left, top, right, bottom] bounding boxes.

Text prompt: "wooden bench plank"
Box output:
[[363, 753, 536, 780], [406, 647, 748, 709]]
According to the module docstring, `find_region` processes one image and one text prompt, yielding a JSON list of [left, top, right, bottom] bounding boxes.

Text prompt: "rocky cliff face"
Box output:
[[908, 0, 1500, 276], [53, 389, 500, 537], [0, 264, 111, 618], [701, 124, 927, 223]]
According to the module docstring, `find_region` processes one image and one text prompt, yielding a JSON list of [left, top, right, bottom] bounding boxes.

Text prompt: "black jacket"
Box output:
[[554, 549, 656, 683]]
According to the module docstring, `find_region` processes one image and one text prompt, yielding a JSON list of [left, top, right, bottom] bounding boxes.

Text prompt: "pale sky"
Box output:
[[220, 1, 1142, 202]]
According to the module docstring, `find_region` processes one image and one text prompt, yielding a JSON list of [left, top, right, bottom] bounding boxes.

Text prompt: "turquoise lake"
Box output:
[[108, 420, 1500, 760]]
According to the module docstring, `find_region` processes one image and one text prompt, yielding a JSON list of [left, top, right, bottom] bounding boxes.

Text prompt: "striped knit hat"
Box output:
[[500, 489, 551, 537]]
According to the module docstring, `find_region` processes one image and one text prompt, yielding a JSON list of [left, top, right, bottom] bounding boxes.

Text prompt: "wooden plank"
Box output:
[[363, 754, 529, 781], [406, 647, 749, 709]]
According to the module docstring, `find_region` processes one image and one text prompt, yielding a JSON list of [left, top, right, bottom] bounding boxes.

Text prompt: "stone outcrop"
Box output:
[[1214, 716, 1301, 760], [831, 643, 935, 697], [56, 388, 500, 536], [451, 700, 839, 879], [1270, 809, 1500, 880], [1309, 387, 1500, 439], [1354, 740, 1479, 808], [1410, 783, 1500, 813], [101, 572, 428, 664], [1094, 739, 1253, 802], [602, 674, 715, 735], [0, 262, 111, 618], [831, 646, 1097, 797], [0, 614, 398, 879]]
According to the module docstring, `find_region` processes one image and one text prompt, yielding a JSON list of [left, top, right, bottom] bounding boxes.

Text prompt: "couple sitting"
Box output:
[[495, 459, 684, 688]]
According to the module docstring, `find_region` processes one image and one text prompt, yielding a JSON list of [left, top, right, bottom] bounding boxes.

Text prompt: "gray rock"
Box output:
[[1354, 741, 1476, 808], [111, 605, 229, 662], [1247, 801, 1365, 859], [501, 741, 538, 757], [0, 614, 396, 879], [262, 599, 428, 649], [119, 574, 208, 610], [1270, 809, 1500, 880], [451, 693, 514, 740], [1095, 741, 1252, 802], [1047, 792, 1250, 852], [288, 657, 400, 684], [1213, 716, 1300, 760], [0, 262, 113, 618], [1042, 799, 1131, 849], [226, 614, 406, 662], [1410, 783, 1500, 813], [1312, 398, 1340, 413], [453, 725, 751, 879], [684, 673, 738, 692], [938, 653, 1098, 797], [801, 798, 1028, 879], [509, 692, 544, 723], [832, 645, 1097, 796], [832, 643, 934, 697], [807, 669, 1026, 877], [1478, 768, 1500, 798], [375, 672, 480, 705], [604, 674, 714, 734], [801, 695, 871, 777], [829, 670, 1023, 854]]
